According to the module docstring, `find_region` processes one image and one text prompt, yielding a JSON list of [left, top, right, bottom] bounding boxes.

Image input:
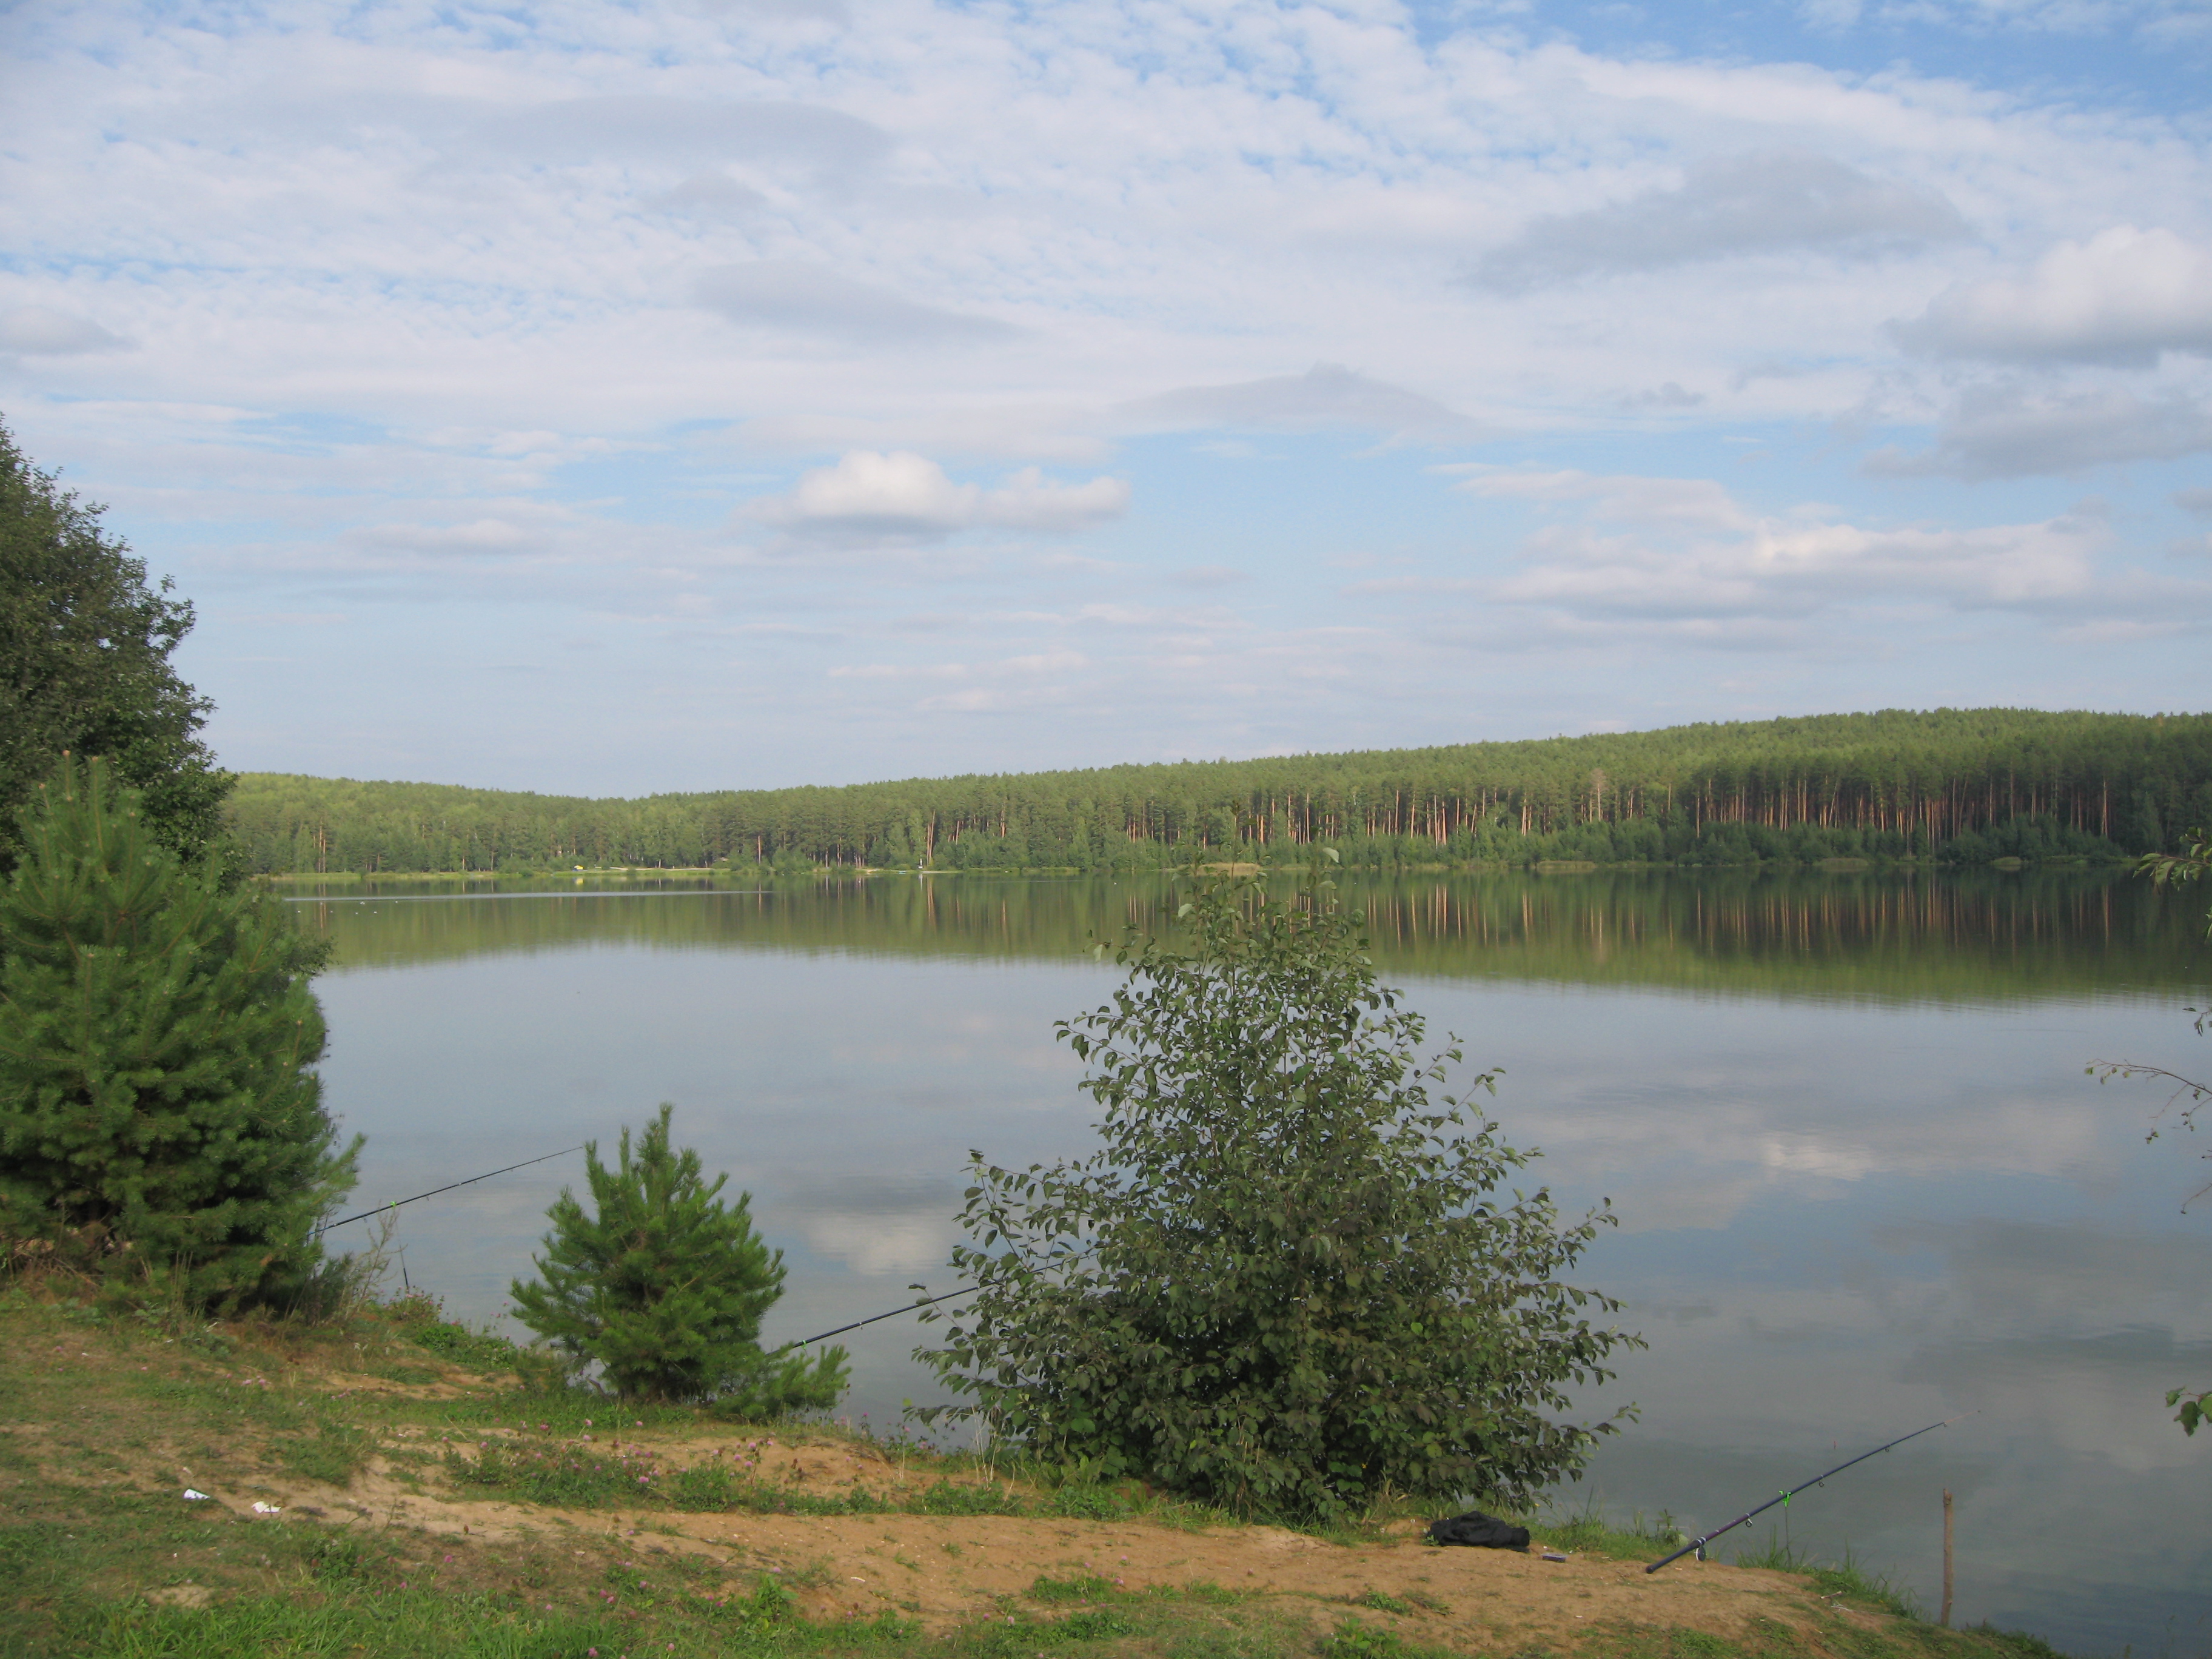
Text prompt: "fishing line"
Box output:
[[1645, 1412, 1978, 1574], [776, 1287, 979, 1353], [310, 1145, 586, 1237]]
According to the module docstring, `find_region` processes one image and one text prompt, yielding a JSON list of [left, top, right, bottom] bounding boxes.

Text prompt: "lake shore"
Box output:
[[0, 1284, 2065, 1659]]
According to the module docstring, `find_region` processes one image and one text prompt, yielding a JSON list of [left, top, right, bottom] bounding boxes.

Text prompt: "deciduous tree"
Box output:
[[0, 419, 230, 873], [914, 867, 1638, 1520]]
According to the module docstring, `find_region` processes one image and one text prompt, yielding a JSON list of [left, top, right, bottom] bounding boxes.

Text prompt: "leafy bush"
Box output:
[[509, 1102, 846, 1411], [0, 757, 358, 1311], [916, 871, 1640, 1521]]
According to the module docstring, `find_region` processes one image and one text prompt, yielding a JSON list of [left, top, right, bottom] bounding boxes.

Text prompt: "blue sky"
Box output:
[[3, 0, 2209, 794]]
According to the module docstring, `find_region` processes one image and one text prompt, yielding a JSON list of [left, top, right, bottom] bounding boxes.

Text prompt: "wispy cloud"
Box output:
[[1467, 152, 1968, 292]]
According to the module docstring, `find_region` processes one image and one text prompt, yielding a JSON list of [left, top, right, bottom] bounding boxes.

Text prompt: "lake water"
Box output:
[[291, 870, 2212, 1657]]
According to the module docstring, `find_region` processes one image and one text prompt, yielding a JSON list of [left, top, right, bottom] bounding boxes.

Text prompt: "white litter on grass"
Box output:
[[252, 1502, 283, 1515], [182, 1489, 211, 1501]]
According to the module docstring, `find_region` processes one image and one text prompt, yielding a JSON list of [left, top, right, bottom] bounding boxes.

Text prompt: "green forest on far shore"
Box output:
[[224, 707, 2212, 877]]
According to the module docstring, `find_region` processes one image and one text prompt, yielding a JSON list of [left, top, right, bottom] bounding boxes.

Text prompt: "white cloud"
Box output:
[[1467, 152, 1968, 292], [0, 306, 129, 355], [1891, 227, 2212, 365], [749, 451, 1128, 538]]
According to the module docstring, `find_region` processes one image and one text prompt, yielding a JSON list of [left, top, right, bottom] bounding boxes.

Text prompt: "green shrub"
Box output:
[[916, 870, 1640, 1521]]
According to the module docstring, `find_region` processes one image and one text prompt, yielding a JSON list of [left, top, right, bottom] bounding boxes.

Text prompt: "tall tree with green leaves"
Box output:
[[0, 417, 230, 874], [0, 756, 357, 1310], [913, 866, 1639, 1520], [510, 1104, 848, 1414]]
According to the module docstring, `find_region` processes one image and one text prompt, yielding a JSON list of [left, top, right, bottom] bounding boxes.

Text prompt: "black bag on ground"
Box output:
[[1427, 1510, 1531, 1549]]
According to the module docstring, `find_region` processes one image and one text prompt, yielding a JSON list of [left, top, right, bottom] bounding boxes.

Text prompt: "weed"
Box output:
[[1030, 1574, 1122, 1604], [278, 1416, 370, 1486], [1734, 1535, 1924, 1621], [919, 1478, 1027, 1517], [1047, 1483, 1128, 1520], [672, 1460, 740, 1512], [1353, 1590, 1412, 1615], [1324, 1617, 1407, 1659]]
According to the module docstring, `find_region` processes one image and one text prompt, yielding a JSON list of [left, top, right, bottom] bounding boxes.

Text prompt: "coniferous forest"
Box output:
[[223, 708, 2212, 877]]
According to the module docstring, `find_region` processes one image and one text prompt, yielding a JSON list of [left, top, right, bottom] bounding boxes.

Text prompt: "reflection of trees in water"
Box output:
[[295, 870, 2208, 1004]]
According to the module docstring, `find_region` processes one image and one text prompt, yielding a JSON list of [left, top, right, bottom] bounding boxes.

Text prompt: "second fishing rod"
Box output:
[[1646, 1412, 1977, 1574]]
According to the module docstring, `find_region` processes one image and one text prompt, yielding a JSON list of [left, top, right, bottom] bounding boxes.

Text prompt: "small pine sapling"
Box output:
[[509, 1103, 846, 1412]]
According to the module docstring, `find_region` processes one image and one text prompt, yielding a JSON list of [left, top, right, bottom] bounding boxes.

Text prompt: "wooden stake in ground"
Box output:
[[1941, 1488, 1954, 1628]]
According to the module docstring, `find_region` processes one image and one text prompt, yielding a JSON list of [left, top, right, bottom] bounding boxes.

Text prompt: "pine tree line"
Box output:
[[224, 708, 2212, 876]]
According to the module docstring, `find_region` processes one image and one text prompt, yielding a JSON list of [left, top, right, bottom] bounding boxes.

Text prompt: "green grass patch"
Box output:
[[916, 1479, 1027, 1517], [1734, 1536, 1925, 1621]]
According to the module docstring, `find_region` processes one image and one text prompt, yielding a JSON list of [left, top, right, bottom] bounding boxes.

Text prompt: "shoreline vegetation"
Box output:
[[0, 1277, 2072, 1659], [226, 708, 2210, 881]]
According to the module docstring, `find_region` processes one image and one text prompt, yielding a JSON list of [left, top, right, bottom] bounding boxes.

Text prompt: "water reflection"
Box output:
[[292, 868, 2207, 1003], [293, 871, 2212, 1656]]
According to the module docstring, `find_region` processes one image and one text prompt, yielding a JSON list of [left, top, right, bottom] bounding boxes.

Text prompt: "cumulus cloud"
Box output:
[[1890, 226, 2212, 366], [1467, 152, 1968, 292], [749, 451, 1128, 538], [1865, 384, 2212, 478], [1116, 363, 1480, 440], [0, 306, 130, 355], [694, 263, 1017, 346]]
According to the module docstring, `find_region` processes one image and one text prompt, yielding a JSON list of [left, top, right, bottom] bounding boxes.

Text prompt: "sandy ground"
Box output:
[[165, 1415, 1886, 1652]]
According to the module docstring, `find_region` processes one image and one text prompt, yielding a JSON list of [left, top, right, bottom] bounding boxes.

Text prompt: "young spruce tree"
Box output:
[[511, 1104, 848, 1413], [914, 866, 1640, 1521], [0, 756, 358, 1309]]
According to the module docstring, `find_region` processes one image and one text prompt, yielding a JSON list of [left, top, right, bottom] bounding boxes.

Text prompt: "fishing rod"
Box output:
[[776, 1287, 979, 1353], [310, 1145, 586, 1237], [1645, 1412, 1977, 1574]]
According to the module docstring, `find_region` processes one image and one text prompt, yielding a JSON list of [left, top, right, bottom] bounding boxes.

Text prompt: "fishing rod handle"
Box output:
[[1644, 1513, 1749, 1574]]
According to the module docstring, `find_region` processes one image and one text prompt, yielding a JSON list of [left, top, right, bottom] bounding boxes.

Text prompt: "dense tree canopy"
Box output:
[[0, 418, 230, 871], [225, 708, 2211, 876]]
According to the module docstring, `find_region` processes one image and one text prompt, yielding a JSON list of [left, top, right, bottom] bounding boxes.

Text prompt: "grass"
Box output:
[[1732, 1536, 1923, 1622], [0, 1276, 2085, 1659]]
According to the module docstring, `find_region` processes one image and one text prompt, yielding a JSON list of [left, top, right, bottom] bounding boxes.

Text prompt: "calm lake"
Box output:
[[290, 870, 2212, 1657]]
